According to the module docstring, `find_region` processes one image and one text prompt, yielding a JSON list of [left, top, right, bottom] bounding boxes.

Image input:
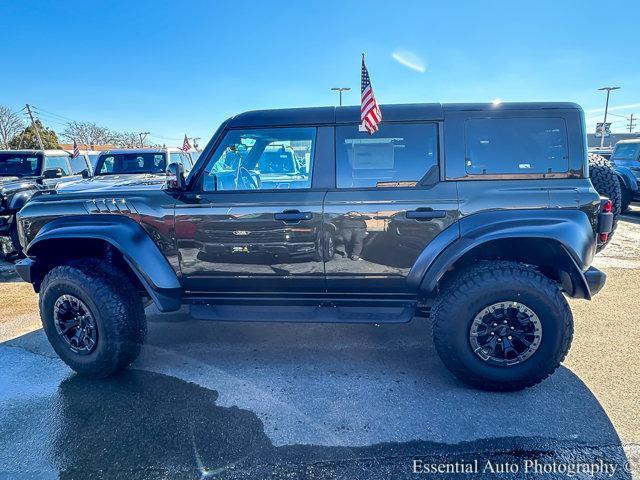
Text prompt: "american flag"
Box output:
[[182, 134, 191, 152], [361, 54, 382, 134], [72, 139, 80, 158]]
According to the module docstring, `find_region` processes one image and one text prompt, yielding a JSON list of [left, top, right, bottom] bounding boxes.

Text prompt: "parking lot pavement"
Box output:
[[1, 208, 639, 479]]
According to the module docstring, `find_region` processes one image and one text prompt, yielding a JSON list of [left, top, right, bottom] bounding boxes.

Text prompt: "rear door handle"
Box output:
[[405, 209, 447, 221], [274, 210, 313, 223]]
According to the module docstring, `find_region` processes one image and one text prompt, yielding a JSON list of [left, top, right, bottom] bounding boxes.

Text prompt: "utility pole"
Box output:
[[628, 113, 636, 133], [331, 87, 351, 106], [25, 104, 44, 150], [598, 86, 620, 148], [138, 131, 150, 147]]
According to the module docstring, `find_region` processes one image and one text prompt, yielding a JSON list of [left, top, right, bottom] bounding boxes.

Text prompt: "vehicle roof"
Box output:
[[227, 102, 583, 128], [97, 147, 184, 156], [615, 139, 640, 145], [0, 149, 72, 156]]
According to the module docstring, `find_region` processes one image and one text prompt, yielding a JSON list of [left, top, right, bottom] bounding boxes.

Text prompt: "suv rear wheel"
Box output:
[[431, 261, 573, 391], [39, 259, 146, 378]]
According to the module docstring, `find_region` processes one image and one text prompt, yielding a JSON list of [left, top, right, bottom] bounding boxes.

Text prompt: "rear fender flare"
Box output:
[[409, 209, 597, 299], [26, 215, 181, 311]]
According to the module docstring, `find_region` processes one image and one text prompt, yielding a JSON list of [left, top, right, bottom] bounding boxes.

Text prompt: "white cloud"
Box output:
[[391, 50, 426, 73]]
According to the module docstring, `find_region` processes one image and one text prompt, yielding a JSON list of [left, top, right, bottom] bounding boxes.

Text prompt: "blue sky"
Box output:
[[2, 0, 639, 146]]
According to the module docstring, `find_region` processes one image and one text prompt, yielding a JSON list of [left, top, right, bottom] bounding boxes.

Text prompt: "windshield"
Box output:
[[612, 143, 640, 162], [0, 153, 42, 177], [95, 153, 167, 175]]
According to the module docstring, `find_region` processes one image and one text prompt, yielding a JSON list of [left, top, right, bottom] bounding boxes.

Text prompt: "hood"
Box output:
[[0, 175, 39, 197], [56, 173, 167, 193]]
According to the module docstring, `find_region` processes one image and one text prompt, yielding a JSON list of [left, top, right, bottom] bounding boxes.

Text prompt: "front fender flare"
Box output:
[[7, 189, 37, 212], [26, 215, 182, 311], [409, 209, 597, 299], [614, 166, 639, 192]]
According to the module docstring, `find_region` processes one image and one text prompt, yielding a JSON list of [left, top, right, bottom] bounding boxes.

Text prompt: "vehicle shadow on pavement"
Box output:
[[0, 258, 21, 283], [1, 316, 633, 479], [620, 209, 640, 225]]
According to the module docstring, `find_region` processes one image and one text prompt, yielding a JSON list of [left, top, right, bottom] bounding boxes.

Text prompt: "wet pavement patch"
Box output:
[[4, 368, 621, 479]]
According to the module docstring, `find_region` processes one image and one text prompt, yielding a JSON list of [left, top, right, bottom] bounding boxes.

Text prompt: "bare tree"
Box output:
[[110, 130, 150, 148], [0, 105, 25, 149], [61, 121, 112, 146]]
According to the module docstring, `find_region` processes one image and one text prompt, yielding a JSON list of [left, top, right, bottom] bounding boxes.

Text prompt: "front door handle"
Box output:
[[274, 210, 313, 223], [405, 209, 447, 221]]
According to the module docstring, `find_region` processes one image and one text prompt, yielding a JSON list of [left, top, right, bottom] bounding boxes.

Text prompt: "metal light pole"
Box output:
[[598, 86, 620, 148], [331, 87, 351, 106]]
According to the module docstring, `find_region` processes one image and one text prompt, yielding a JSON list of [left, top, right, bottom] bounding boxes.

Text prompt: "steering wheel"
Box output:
[[237, 167, 258, 190]]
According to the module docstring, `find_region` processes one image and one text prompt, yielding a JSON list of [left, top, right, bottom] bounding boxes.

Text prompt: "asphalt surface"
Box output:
[[1, 208, 640, 479]]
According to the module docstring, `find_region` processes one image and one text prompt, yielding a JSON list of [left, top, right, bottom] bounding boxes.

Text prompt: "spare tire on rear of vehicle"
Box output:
[[588, 152, 621, 252]]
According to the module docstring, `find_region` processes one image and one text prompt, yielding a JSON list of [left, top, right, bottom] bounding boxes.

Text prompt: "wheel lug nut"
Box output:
[[510, 326, 515, 330], [490, 332, 495, 335], [497, 338, 502, 342], [508, 336, 512, 340], [503, 320, 508, 324], [493, 323, 497, 327]]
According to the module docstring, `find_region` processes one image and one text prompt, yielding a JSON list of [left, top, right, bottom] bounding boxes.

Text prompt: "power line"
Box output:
[[30, 106, 77, 123]]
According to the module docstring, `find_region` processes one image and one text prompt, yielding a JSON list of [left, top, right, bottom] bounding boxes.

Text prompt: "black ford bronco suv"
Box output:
[[14, 103, 613, 391]]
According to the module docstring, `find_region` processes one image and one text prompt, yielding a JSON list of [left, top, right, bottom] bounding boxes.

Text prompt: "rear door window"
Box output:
[[335, 123, 438, 188], [464, 117, 569, 175]]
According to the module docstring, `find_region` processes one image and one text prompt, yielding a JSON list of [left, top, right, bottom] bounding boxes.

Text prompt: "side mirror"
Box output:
[[165, 162, 185, 190], [80, 169, 90, 179], [42, 168, 63, 179]]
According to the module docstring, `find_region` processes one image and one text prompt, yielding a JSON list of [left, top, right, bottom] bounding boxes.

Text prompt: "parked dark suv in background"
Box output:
[[0, 149, 91, 258], [14, 102, 612, 391]]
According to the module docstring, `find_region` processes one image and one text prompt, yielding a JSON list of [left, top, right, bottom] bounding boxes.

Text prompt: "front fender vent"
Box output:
[[85, 198, 137, 214]]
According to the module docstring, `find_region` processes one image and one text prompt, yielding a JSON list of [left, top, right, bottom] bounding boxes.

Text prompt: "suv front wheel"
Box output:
[[431, 261, 573, 391], [39, 259, 146, 378]]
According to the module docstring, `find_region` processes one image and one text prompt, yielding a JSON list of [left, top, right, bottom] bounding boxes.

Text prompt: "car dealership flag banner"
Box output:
[[360, 53, 382, 134]]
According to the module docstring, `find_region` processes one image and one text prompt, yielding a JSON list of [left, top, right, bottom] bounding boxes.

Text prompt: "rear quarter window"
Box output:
[[464, 117, 569, 175]]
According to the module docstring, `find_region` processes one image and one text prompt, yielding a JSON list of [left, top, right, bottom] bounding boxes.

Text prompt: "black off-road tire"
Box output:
[[588, 153, 621, 252], [431, 261, 573, 391], [620, 184, 632, 213], [39, 258, 146, 378], [5, 222, 24, 261]]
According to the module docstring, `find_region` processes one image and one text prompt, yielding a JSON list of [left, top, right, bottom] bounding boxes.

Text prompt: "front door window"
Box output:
[[202, 127, 315, 191]]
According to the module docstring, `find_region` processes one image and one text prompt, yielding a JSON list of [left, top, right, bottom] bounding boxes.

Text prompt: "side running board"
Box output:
[[189, 304, 416, 324]]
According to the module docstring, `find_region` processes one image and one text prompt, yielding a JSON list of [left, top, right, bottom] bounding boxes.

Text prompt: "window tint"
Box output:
[[44, 156, 71, 175], [70, 156, 89, 174], [465, 117, 569, 175], [335, 123, 438, 188], [202, 127, 315, 191], [96, 153, 166, 175]]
